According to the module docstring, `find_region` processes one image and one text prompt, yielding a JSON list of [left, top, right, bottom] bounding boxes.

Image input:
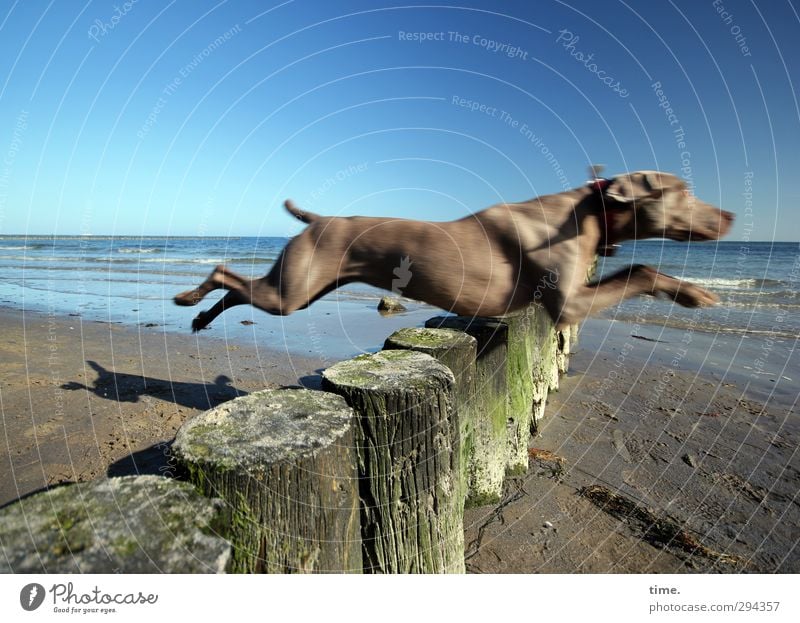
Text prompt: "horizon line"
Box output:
[[0, 234, 795, 244]]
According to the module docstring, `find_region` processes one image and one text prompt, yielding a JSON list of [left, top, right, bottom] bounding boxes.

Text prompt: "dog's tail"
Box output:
[[284, 199, 320, 224]]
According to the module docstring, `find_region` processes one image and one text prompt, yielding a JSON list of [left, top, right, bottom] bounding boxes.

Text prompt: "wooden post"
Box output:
[[383, 327, 477, 505], [321, 349, 464, 573], [488, 310, 538, 474], [173, 388, 361, 573], [0, 475, 231, 573], [520, 305, 562, 431], [425, 316, 508, 505], [556, 325, 572, 375]]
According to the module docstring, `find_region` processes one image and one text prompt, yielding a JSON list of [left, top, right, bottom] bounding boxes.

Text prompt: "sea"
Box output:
[[0, 235, 436, 357], [594, 239, 800, 340], [0, 236, 797, 358]]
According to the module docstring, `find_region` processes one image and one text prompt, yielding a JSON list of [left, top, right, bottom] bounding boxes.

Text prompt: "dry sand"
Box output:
[[1, 308, 797, 572]]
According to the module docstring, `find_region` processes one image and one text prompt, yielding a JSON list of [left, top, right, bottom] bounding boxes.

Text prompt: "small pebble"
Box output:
[[543, 521, 554, 529]]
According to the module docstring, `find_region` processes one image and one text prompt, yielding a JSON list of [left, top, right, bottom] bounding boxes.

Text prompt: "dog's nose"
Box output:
[[722, 210, 735, 222]]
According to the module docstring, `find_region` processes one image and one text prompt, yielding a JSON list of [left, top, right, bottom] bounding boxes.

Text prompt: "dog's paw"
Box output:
[[668, 282, 719, 308], [174, 289, 202, 306], [191, 312, 211, 332]]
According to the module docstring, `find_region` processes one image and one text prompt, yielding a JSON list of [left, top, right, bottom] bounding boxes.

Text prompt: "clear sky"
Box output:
[[0, 0, 798, 240]]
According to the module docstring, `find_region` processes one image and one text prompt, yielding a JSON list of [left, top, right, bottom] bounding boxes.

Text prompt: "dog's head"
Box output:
[[604, 171, 734, 242]]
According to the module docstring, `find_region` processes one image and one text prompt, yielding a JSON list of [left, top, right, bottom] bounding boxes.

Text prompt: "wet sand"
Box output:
[[1, 308, 797, 572], [464, 319, 799, 573]]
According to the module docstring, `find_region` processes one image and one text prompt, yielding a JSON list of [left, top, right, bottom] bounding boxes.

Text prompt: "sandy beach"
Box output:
[[0, 307, 327, 507], [1, 307, 797, 572], [464, 319, 799, 573]]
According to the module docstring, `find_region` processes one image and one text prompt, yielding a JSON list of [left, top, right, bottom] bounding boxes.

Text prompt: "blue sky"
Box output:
[[0, 0, 798, 240]]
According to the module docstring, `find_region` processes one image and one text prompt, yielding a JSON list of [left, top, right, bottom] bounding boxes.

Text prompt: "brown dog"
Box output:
[[175, 171, 734, 331]]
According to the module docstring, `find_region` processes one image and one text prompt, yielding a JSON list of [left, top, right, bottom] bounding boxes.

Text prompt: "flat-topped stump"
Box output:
[[383, 327, 477, 505], [173, 388, 360, 573], [488, 309, 538, 474], [426, 315, 509, 505], [322, 349, 464, 573], [0, 475, 231, 573]]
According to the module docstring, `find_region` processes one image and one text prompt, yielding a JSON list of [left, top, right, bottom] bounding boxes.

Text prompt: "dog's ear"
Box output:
[[606, 172, 670, 204]]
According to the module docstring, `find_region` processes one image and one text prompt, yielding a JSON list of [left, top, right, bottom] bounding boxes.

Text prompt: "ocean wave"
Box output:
[[719, 301, 800, 309], [117, 247, 163, 254], [720, 289, 797, 300], [687, 277, 784, 289], [0, 255, 56, 262], [0, 235, 242, 241], [0, 245, 40, 251], [752, 278, 785, 287], [98, 255, 277, 265], [106, 257, 226, 264], [0, 255, 276, 266], [606, 311, 799, 340], [127, 257, 276, 265], [701, 326, 798, 339]]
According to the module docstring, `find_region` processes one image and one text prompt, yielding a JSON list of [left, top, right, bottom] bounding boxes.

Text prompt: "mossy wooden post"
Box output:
[[488, 310, 538, 474], [425, 316, 508, 505], [553, 253, 591, 376], [556, 325, 573, 375], [321, 349, 464, 573], [0, 475, 231, 572], [173, 388, 361, 573], [383, 327, 477, 505], [524, 304, 561, 430]]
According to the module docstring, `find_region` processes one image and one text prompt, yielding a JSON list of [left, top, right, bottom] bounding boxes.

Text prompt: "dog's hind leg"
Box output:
[[174, 265, 250, 307], [179, 239, 346, 330], [190, 290, 248, 332]]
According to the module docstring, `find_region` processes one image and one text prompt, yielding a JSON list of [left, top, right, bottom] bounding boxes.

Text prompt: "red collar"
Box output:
[[590, 178, 621, 256]]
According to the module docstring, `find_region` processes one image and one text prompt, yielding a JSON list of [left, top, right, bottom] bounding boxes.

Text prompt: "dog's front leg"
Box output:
[[558, 264, 718, 326]]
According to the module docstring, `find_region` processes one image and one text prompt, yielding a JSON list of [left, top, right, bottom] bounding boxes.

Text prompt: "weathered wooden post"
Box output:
[[532, 305, 562, 392], [555, 325, 572, 375], [425, 316, 508, 505], [173, 388, 361, 573], [322, 349, 464, 573], [521, 305, 563, 430], [489, 310, 538, 474], [0, 475, 231, 573], [383, 327, 478, 506]]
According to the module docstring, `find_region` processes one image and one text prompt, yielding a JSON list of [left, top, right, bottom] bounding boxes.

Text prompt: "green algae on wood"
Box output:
[[427, 303, 575, 492], [173, 388, 361, 573], [322, 349, 465, 573], [0, 475, 231, 573], [383, 327, 476, 509], [489, 310, 537, 474], [425, 316, 508, 506]]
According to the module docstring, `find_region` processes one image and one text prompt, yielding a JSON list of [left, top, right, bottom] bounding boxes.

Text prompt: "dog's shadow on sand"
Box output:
[[60, 362, 321, 480], [107, 441, 184, 479], [105, 371, 324, 479], [61, 360, 247, 410]]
